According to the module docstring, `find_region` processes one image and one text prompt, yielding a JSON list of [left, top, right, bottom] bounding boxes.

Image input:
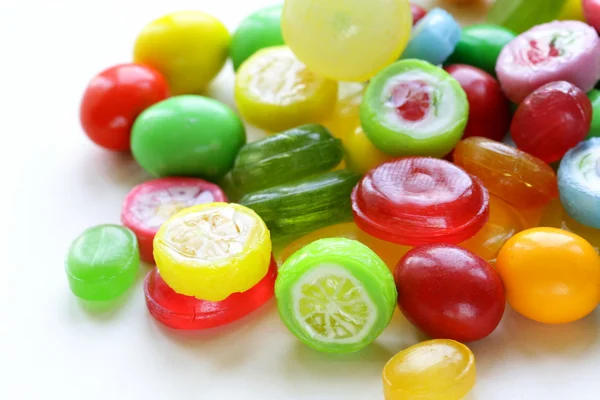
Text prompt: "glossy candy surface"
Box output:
[[153, 203, 271, 302], [240, 170, 359, 243], [231, 124, 343, 194], [496, 20, 600, 104], [65, 225, 140, 301], [281, 0, 412, 82], [80, 64, 169, 151], [131, 95, 246, 182], [447, 24, 516, 77], [121, 177, 227, 263], [352, 157, 489, 246], [230, 4, 284, 71], [497, 227, 600, 324], [144, 257, 277, 330], [361, 60, 468, 158], [279, 222, 411, 271], [275, 238, 397, 353], [586, 89, 600, 138], [453, 137, 559, 208], [383, 339, 476, 400], [235, 46, 338, 133], [540, 198, 600, 251], [583, 0, 600, 32], [487, 0, 567, 34], [395, 244, 505, 342], [444, 64, 511, 141], [511, 81, 592, 163], [558, 138, 600, 228], [133, 11, 230, 95], [400, 8, 461, 66]]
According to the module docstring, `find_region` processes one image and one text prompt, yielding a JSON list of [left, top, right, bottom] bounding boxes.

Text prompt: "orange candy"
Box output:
[[497, 227, 600, 324], [453, 137, 558, 208], [279, 222, 410, 270]]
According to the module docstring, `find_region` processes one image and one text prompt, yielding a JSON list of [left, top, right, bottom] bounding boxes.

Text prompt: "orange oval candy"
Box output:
[[453, 137, 558, 208]]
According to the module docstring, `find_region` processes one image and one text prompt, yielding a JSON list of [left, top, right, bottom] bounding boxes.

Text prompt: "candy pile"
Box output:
[[68, 0, 600, 398]]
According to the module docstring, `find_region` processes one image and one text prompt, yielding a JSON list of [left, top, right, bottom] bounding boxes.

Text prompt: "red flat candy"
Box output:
[[444, 64, 511, 141], [511, 81, 592, 163], [351, 157, 489, 246], [144, 256, 277, 330], [121, 177, 227, 263], [410, 3, 427, 25], [394, 244, 505, 342]]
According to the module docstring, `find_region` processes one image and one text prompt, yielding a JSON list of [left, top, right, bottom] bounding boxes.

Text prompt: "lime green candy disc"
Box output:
[[65, 225, 140, 301], [131, 95, 246, 182], [275, 238, 397, 353], [360, 59, 468, 158]]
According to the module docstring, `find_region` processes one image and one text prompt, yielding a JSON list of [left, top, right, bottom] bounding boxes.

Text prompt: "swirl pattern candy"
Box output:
[[496, 20, 600, 104], [352, 157, 489, 246]]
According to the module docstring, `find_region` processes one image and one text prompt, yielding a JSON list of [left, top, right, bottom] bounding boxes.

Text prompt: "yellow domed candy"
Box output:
[[153, 203, 271, 301], [281, 0, 413, 82]]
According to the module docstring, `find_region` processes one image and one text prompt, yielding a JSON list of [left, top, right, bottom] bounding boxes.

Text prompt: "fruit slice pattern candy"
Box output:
[[496, 20, 600, 104], [281, 0, 412, 82], [352, 157, 489, 246], [240, 170, 360, 244], [234, 46, 338, 133], [453, 137, 559, 208], [558, 138, 600, 229], [400, 8, 462, 66], [511, 81, 592, 163], [144, 256, 277, 330], [231, 124, 343, 194], [383, 339, 476, 400], [121, 177, 227, 264], [65, 225, 140, 301], [153, 203, 271, 302], [360, 59, 468, 158], [275, 238, 397, 354]]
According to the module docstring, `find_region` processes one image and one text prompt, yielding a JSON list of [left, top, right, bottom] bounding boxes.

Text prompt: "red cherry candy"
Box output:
[[511, 81, 592, 163], [144, 256, 277, 330], [351, 157, 489, 246], [121, 177, 227, 263], [410, 3, 427, 25], [444, 64, 511, 141], [394, 244, 505, 342], [80, 63, 169, 151], [583, 0, 600, 33]]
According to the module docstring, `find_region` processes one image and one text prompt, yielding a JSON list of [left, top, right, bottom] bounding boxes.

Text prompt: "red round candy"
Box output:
[[410, 3, 427, 25], [351, 157, 489, 246], [144, 257, 277, 330], [80, 63, 169, 151], [394, 244, 505, 342], [584, 0, 600, 33], [121, 177, 227, 264], [511, 81, 592, 163], [444, 64, 511, 141]]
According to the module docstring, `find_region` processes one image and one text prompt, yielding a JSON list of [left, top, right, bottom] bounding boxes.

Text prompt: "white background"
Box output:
[[2, 0, 599, 399]]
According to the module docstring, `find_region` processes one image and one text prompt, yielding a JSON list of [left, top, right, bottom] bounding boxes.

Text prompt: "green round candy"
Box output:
[[231, 124, 343, 194], [240, 170, 359, 243], [446, 24, 516, 76], [486, 0, 567, 34], [275, 238, 397, 354], [230, 4, 285, 71], [65, 225, 139, 301], [131, 95, 246, 182], [587, 90, 600, 139], [360, 59, 468, 158]]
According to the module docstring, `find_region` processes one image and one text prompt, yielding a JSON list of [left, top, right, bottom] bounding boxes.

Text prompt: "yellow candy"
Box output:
[[345, 126, 394, 174], [282, 0, 413, 82], [383, 339, 476, 400], [154, 203, 271, 301], [134, 11, 230, 95], [235, 46, 338, 133], [559, 0, 584, 20]]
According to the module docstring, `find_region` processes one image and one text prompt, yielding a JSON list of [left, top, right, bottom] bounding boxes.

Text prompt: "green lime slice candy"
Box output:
[[231, 124, 343, 194], [360, 59, 468, 158], [486, 0, 567, 34], [275, 238, 397, 353], [65, 225, 140, 301]]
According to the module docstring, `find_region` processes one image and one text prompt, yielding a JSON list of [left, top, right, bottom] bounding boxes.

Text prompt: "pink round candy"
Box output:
[[496, 20, 600, 104]]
